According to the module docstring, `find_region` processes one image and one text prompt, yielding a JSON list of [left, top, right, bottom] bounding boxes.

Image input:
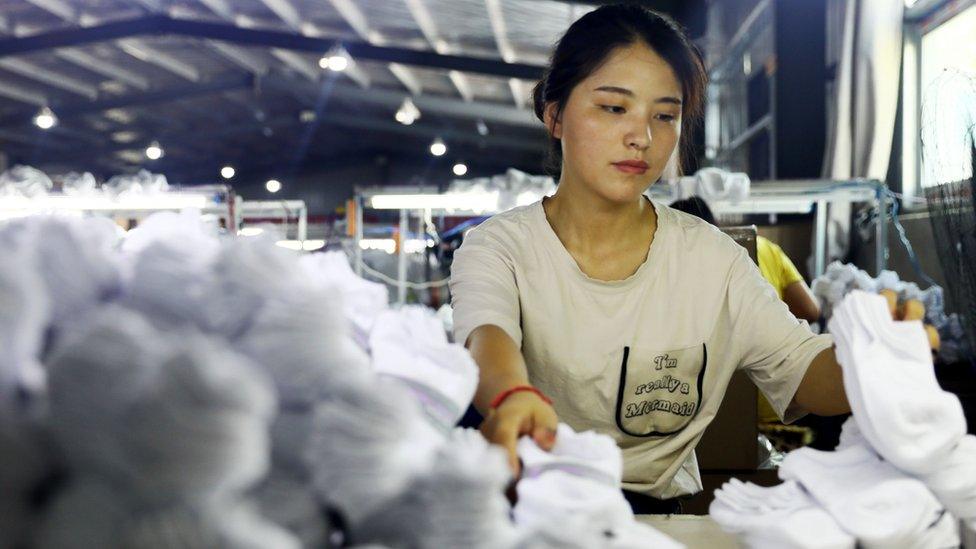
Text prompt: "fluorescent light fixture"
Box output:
[[452, 162, 468, 176], [429, 138, 447, 157], [265, 179, 282, 193], [145, 141, 163, 160], [221, 166, 235, 179], [34, 107, 57, 129], [239, 227, 265, 236], [358, 238, 430, 254], [275, 239, 325, 251], [369, 192, 499, 212]]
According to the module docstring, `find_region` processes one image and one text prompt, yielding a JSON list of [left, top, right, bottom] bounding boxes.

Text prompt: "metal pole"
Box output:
[[398, 208, 408, 305], [875, 186, 888, 275], [298, 204, 308, 244], [814, 199, 828, 278], [354, 194, 364, 277]]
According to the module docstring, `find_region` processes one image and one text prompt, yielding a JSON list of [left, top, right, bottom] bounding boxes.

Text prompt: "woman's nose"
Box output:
[[626, 125, 652, 151]]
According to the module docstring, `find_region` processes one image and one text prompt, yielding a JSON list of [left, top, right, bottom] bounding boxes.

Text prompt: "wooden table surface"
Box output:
[[636, 514, 742, 548]]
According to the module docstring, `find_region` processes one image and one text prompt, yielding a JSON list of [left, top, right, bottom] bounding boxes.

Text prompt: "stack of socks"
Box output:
[[779, 445, 957, 549], [713, 290, 972, 549], [514, 424, 681, 549], [831, 291, 975, 525], [709, 479, 853, 549], [829, 291, 966, 476]]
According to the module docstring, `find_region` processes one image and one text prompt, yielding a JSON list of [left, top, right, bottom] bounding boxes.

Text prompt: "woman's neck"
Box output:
[[543, 177, 655, 255]]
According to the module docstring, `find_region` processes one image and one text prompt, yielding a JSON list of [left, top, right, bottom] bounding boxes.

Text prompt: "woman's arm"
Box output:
[[792, 347, 851, 416], [782, 280, 821, 324], [466, 325, 558, 473]]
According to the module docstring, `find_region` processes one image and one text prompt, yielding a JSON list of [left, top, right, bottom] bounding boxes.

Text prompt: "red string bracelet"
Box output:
[[490, 385, 553, 410]]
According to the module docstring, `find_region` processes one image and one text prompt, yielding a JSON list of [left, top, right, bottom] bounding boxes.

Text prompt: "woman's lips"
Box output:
[[613, 160, 649, 174]]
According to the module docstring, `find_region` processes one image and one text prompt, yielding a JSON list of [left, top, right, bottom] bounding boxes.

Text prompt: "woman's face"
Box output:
[[548, 41, 683, 205]]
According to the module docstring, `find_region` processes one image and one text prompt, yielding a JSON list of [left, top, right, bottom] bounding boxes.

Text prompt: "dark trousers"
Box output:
[[622, 489, 683, 515]]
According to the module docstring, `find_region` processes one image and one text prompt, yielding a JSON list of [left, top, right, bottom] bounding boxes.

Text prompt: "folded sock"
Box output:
[[921, 434, 976, 521], [369, 307, 478, 431], [517, 424, 622, 488], [780, 444, 952, 548], [710, 479, 854, 549], [514, 470, 634, 529]]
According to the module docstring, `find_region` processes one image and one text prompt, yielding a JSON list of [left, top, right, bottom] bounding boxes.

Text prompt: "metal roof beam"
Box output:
[[0, 57, 99, 99], [117, 38, 200, 81], [0, 16, 545, 80], [403, 0, 473, 102], [0, 80, 47, 106], [55, 48, 150, 90], [327, 0, 420, 94], [485, 0, 527, 109], [0, 73, 254, 126], [275, 77, 539, 128]]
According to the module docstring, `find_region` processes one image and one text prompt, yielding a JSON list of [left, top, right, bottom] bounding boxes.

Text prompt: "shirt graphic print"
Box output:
[[615, 343, 706, 436]]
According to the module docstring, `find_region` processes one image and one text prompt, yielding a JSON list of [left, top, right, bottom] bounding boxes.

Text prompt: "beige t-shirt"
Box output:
[[449, 199, 833, 498]]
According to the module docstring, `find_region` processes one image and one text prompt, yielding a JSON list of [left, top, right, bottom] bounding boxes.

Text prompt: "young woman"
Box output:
[[449, 4, 850, 514]]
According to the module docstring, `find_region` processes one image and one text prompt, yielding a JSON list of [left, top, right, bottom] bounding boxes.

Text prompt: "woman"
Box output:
[[449, 5, 849, 514]]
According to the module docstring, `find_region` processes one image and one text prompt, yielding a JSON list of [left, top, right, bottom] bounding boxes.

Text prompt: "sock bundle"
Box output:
[[714, 290, 971, 548], [779, 445, 956, 549], [369, 306, 479, 432], [709, 479, 854, 549], [514, 423, 683, 549], [829, 291, 966, 475]]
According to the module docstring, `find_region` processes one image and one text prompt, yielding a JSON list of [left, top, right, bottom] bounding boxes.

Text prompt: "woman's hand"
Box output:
[[480, 390, 559, 476]]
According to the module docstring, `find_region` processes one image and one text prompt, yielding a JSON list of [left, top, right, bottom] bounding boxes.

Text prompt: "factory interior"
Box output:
[[0, 0, 975, 547]]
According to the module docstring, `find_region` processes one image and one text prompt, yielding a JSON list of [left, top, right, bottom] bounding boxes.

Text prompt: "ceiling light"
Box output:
[[221, 165, 235, 179], [145, 141, 163, 160], [453, 162, 468, 176], [476, 120, 489, 136], [319, 47, 350, 72], [266, 179, 282, 193], [430, 137, 447, 157], [300, 110, 317, 123], [33, 106, 57, 130], [395, 97, 421, 125]]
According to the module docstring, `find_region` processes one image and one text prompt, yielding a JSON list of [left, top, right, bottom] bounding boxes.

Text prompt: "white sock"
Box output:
[[780, 444, 955, 548], [829, 292, 966, 474], [517, 424, 621, 487], [514, 470, 633, 529], [369, 307, 478, 431], [921, 434, 976, 521], [710, 479, 854, 549]]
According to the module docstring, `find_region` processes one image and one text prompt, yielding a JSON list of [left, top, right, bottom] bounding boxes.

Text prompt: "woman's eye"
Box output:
[[656, 114, 677, 122], [600, 105, 626, 114]]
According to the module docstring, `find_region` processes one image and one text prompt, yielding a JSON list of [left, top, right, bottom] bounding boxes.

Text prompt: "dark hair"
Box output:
[[532, 4, 707, 177], [669, 196, 715, 224]]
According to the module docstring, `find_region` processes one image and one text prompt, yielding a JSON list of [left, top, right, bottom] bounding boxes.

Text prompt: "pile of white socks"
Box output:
[[713, 290, 973, 548], [0, 212, 683, 548], [832, 291, 976, 527], [514, 424, 684, 549]]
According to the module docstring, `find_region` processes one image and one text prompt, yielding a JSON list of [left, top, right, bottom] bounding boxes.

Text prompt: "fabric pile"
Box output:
[[711, 291, 973, 548], [0, 211, 678, 548], [812, 261, 968, 362], [514, 424, 685, 549]]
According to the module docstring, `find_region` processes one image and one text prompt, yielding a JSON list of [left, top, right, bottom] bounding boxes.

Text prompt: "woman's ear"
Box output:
[[543, 102, 563, 140]]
